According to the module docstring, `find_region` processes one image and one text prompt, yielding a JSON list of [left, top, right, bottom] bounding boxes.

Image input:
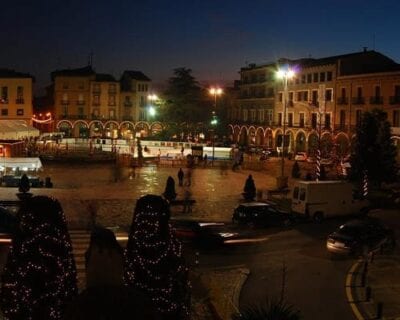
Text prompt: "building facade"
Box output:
[[229, 50, 400, 158], [0, 69, 34, 124]]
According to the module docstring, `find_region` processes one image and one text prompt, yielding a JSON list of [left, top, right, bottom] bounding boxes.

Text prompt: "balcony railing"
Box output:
[[337, 97, 348, 105], [389, 96, 400, 104], [60, 100, 69, 105], [76, 100, 86, 105], [0, 98, 9, 104], [15, 98, 25, 104], [369, 96, 384, 105], [352, 97, 365, 105], [124, 102, 133, 107]]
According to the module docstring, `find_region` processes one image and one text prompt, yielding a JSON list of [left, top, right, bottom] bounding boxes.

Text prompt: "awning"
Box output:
[[0, 157, 43, 171], [0, 120, 39, 139]]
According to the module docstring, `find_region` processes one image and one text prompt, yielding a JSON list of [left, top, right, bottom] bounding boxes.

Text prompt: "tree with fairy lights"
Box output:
[[124, 195, 190, 319], [0, 196, 78, 320]]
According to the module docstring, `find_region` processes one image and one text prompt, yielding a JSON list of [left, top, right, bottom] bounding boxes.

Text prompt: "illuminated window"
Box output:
[[17, 109, 24, 116]]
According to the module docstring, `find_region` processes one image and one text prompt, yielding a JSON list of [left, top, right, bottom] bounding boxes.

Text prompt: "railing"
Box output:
[[76, 100, 86, 105], [352, 97, 365, 104], [389, 96, 400, 104], [369, 96, 384, 105], [16, 98, 25, 104], [337, 97, 348, 105], [124, 102, 133, 107], [0, 99, 9, 104]]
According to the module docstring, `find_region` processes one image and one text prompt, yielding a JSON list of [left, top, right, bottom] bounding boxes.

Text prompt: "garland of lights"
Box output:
[[31, 117, 54, 124], [0, 196, 78, 320], [124, 199, 190, 319]]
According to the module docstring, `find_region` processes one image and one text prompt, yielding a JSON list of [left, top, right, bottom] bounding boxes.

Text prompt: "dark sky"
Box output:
[[1, 0, 400, 93]]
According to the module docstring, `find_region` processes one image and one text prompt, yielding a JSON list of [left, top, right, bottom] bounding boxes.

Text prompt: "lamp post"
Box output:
[[209, 87, 223, 165], [276, 67, 295, 189], [147, 94, 158, 119]]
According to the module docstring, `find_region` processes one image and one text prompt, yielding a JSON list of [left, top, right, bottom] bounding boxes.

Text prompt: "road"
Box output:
[[190, 218, 357, 320]]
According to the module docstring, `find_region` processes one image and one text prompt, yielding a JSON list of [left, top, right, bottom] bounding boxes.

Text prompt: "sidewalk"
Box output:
[[350, 249, 400, 320]]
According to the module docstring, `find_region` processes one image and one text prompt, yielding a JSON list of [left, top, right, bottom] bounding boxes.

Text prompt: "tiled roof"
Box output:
[[0, 69, 34, 79], [51, 66, 95, 80], [122, 70, 151, 81]]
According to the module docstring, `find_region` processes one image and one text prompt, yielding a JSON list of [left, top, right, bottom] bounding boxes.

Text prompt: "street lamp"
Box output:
[[209, 87, 223, 165], [147, 94, 158, 119], [276, 66, 295, 189]]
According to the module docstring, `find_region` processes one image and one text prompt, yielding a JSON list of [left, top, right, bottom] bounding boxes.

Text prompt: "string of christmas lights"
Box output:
[[0, 196, 78, 320], [124, 195, 190, 319]]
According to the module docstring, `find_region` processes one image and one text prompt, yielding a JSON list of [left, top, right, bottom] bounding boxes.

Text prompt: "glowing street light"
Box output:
[[276, 66, 296, 189], [147, 94, 159, 119], [209, 87, 223, 165]]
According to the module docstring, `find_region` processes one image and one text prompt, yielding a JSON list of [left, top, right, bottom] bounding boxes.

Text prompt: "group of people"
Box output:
[[0, 195, 191, 319]]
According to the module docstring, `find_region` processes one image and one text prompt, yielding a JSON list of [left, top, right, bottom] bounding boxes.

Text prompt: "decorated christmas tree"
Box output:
[[124, 195, 190, 319], [1, 196, 78, 320]]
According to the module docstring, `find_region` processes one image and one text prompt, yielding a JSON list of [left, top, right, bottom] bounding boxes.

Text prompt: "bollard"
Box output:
[[376, 302, 383, 319], [365, 286, 371, 302]]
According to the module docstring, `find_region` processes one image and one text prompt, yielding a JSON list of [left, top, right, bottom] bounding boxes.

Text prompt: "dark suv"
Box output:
[[232, 202, 292, 227]]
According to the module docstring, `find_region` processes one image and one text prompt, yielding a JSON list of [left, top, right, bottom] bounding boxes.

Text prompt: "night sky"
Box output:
[[1, 0, 400, 93]]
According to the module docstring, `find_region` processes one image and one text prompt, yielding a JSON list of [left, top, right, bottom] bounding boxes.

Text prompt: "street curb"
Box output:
[[232, 268, 251, 311], [346, 259, 366, 320]]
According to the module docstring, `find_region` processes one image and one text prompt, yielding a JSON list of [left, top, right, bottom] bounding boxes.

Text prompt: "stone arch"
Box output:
[[135, 122, 150, 138], [295, 130, 307, 153], [285, 129, 295, 153], [320, 132, 333, 157], [238, 126, 248, 146], [104, 121, 119, 138], [248, 126, 256, 145], [307, 132, 318, 155], [73, 120, 89, 138], [88, 120, 104, 138], [264, 129, 273, 149], [119, 121, 135, 139], [57, 120, 73, 137], [255, 127, 264, 146], [232, 125, 241, 144], [334, 133, 350, 157], [150, 122, 163, 135]]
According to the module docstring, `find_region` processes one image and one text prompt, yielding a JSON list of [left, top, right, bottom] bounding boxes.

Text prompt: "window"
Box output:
[[258, 109, 265, 122], [303, 90, 308, 101], [341, 87, 346, 98], [289, 92, 294, 103], [313, 73, 319, 82], [301, 75, 306, 84], [278, 113, 283, 126], [327, 71, 333, 81], [375, 86, 381, 97], [325, 113, 331, 129], [62, 93, 68, 104], [312, 90, 318, 105], [93, 84, 100, 93], [140, 96, 145, 107], [1, 87, 8, 102], [243, 109, 248, 121], [267, 88, 274, 97], [78, 82, 84, 90], [299, 188, 306, 201], [307, 74, 312, 83], [288, 113, 293, 127], [325, 89, 333, 101], [297, 92, 302, 101], [139, 109, 146, 121], [17, 86, 24, 99], [395, 85, 400, 97], [108, 95, 116, 106], [1, 109, 8, 116], [393, 110, 400, 127], [267, 110, 273, 125], [357, 87, 363, 98], [78, 107, 84, 116], [299, 113, 305, 127], [62, 82, 68, 89], [109, 84, 116, 93], [320, 72, 325, 82], [16, 109, 24, 116], [109, 109, 115, 119], [311, 113, 317, 129], [93, 95, 100, 105], [279, 92, 283, 102], [340, 110, 346, 128], [250, 109, 256, 122]]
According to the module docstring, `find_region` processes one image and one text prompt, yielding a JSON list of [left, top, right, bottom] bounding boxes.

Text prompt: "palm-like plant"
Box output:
[[232, 299, 301, 320]]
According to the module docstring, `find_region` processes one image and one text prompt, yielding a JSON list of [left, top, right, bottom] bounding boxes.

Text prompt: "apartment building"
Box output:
[[230, 50, 400, 157], [0, 69, 34, 124]]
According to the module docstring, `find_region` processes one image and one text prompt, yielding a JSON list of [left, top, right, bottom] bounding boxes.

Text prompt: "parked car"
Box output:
[[0, 206, 17, 245], [326, 219, 396, 256], [294, 152, 307, 161], [170, 219, 239, 247], [232, 202, 293, 227]]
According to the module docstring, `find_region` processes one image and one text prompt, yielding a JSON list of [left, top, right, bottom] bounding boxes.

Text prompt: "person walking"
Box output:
[[177, 168, 184, 186]]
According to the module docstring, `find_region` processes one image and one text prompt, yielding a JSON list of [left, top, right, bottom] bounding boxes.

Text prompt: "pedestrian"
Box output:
[[178, 168, 184, 186], [181, 146, 184, 157], [185, 169, 192, 186], [203, 154, 208, 167], [183, 187, 192, 213]]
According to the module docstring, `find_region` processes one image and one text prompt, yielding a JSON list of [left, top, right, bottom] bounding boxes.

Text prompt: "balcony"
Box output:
[[60, 100, 69, 105], [337, 97, 348, 105], [369, 96, 384, 105], [0, 98, 9, 104], [352, 97, 365, 105], [124, 101, 133, 107], [76, 100, 86, 105], [16, 98, 25, 104], [389, 96, 400, 105]]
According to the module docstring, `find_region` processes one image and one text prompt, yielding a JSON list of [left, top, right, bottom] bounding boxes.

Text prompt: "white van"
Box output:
[[291, 181, 370, 222]]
